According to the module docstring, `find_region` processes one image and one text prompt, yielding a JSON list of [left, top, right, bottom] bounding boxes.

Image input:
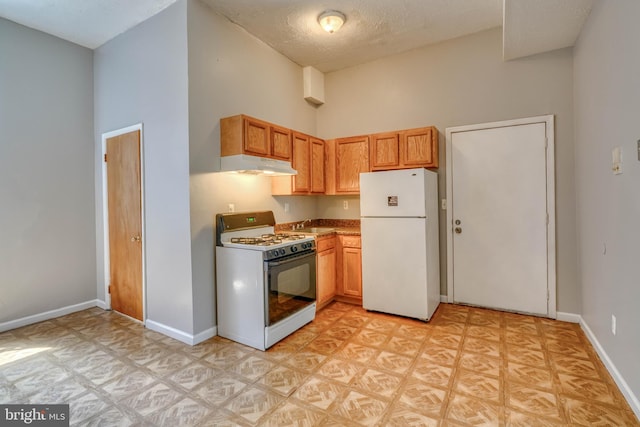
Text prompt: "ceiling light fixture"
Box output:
[[318, 10, 346, 34]]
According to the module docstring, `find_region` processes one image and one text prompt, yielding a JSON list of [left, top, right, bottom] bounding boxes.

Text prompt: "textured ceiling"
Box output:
[[202, 0, 503, 72], [0, 0, 593, 72]]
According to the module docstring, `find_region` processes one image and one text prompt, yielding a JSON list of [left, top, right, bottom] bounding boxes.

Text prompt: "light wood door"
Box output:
[[450, 122, 549, 315], [310, 138, 325, 193], [335, 136, 369, 193], [107, 130, 143, 321], [292, 132, 311, 193]]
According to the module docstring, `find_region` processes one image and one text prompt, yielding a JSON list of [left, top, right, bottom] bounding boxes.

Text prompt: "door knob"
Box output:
[[130, 235, 141, 242], [454, 227, 462, 234], [455, 219, 461, 225]]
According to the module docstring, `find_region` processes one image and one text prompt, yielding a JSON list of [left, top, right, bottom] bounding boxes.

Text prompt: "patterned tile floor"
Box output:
[[1, 303, 638, 426]]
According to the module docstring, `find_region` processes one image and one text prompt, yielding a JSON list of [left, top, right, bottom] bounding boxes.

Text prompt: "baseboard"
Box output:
[[440, 295, 448, 303], [192, 326, 217, 345], [580, 317, 640, 419], [556, 311, 581, 323], [96, 299, 109, 310], [145, 319, 217, 346], [0, 300, 99, 333]]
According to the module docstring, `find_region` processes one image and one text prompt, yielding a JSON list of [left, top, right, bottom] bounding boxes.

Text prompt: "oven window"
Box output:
[[267, 252, 316, 325]]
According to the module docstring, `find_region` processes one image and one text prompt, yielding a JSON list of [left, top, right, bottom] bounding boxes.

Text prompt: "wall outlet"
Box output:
[[612, 314, 617, 335], [284, 202, 290, 213], [228, 203, 235, 213], [343, 200, 349, 210], [441, 199, 447, 210]]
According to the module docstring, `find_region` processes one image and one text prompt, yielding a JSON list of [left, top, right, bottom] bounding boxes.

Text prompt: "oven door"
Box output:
[[265, 251, 316, 326]]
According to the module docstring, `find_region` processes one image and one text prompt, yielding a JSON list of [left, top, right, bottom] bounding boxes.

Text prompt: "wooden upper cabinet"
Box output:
[[220, 114, 292, 161], [243, 117, 270, 156], [292, 132, 311, 193], [271, 125, 292, 160], [272, 133, 325, 195], [402, 127, 438, 168], [335, 135, 370, 194], [369, 126, 439, 170], [370, 132, 400, 170], [310, 138, 325, 193]]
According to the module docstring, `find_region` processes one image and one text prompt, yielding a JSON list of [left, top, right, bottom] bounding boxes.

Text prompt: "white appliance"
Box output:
[[360, 168, 440, 321], [215, 211, 316, 351]]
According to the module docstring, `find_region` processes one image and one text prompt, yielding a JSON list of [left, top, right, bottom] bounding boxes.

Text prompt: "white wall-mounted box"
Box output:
[[303, 66, 325, 105]]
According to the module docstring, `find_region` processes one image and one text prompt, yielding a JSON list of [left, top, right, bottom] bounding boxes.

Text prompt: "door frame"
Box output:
[[101, 123, 146, 322], [445, 115, 556, 318]]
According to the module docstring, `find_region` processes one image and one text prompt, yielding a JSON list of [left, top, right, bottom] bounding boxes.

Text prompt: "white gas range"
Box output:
[[215, 211, 317, 350]]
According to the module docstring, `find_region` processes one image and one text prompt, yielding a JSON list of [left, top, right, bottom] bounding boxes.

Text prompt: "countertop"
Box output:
[[276, 219, 360, 237]]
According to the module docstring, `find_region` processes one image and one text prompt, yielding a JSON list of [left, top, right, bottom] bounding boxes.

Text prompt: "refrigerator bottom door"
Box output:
[[361, 217, 438, 320]]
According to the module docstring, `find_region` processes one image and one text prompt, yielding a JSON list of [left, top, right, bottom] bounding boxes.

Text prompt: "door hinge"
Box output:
[[547, 289, 549, 302], [545, 137, 548, 149], [104, 153, 107, 162], [108, 285, 111, 294]]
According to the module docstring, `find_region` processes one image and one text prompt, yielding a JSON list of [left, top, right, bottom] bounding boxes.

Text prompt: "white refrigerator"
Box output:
[[360, 168, 440, 321]]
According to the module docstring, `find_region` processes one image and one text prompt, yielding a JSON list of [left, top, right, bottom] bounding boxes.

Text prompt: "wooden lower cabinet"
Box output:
[[315, 235, 336, 310], [336, 235, 362, 303]]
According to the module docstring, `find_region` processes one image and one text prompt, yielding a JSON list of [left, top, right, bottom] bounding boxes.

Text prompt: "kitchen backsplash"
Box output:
[[275, 218, 360, 232]]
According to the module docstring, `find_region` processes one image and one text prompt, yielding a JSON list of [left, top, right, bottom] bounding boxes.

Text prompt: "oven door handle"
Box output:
[[266, 251, 315, 267]]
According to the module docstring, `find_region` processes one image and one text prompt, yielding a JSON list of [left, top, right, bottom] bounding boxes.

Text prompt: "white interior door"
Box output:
[[446, 117, 555, 316]]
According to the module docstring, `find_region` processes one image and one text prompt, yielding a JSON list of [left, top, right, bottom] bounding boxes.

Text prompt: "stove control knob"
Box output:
[[291, 246, 298, 253], [279, 249, 286, 256]]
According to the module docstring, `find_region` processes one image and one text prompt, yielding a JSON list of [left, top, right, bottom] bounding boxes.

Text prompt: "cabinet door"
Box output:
[[271, 125, 291, 160], [316, 247, 336, 307], [292, 132, 311, 193], [310, 138, 325, 193], [370, 132, 400, 170], [402, 127, 438, 168], [336, 136, 369, 193], [243, 118, 270, 156], [342, 247, 362, 298]]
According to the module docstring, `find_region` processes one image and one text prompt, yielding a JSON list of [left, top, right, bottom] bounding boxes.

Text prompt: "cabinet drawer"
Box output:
[[340, 235, 361, 248], [316, 236, 336, 252]]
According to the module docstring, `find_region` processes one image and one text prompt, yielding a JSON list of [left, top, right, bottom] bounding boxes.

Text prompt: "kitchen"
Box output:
[[1, 0, 639, 423]]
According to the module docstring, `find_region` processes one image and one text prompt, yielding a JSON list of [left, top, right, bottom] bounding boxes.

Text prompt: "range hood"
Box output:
[[219, 154, 298, 176]]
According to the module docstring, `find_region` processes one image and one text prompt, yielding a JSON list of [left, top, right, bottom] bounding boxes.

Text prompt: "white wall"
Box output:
[[317, 28, 579, 312], [186, 0, 318, 332], [574, 0, 640, 409], [94, 1, 195, 334], [0, 19, 95, 323]]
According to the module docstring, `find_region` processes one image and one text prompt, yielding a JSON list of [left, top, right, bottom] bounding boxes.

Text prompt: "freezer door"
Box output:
[[361, 217, 438, 320], [360, 168, 428, 217]]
